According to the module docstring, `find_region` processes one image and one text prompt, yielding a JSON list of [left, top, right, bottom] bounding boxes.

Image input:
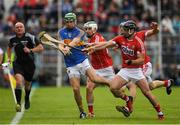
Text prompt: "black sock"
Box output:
[[25, 89, 31, 101], [15, 89, 22, 104]]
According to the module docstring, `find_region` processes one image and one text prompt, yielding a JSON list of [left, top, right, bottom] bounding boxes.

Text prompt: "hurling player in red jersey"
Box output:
[[124, 21, 174, 100], [84, 21, 115, 118], [83, 20, 164, 120], [139, 22, 173, 94]]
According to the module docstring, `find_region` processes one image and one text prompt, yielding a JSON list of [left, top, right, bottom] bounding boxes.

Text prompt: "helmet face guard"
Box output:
[[84, 21, 98, 38], [120, 20, 137, 38]]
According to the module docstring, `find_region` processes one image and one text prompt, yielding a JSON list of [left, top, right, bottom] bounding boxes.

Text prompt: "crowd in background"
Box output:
[[0, 0, 180, 85], [0, 0, 180, 37]]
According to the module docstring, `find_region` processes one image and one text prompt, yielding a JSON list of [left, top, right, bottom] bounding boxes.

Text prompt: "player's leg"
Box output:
[[24, 81, 31, 109], [86, 78, 96, 118], [67, 64, 86, 118], [14, 73, 24, 112], [149, 79, 174, 95], [126, 82, 137, 99], [125, 82, 137, 112], [136, 78, 164, 120], [86, 67, 110, 87], [23, 63, 35, 110], [110, 75, 132, 117], [86, 66, 115, 118], [13, 62, 25, 112], [69, 77, 86, 118]]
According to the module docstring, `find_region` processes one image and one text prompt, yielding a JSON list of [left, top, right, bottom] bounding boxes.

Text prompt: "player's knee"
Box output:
[[16, 83, 22, 89], [72, 86, 80, 93], [88, 75, 96, 83], [110, 87, 119, 98], [143, 90, 151, 97], [86, 85, 94, 93]]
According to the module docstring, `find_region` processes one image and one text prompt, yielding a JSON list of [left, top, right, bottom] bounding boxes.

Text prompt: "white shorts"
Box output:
[[117, 68, 145, 83], [66, 59, 91, 78], [143, 62, 153, 83], [95, 66, 115, 80]]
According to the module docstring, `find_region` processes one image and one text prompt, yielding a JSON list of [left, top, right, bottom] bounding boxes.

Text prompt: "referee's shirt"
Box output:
[[8, 33, 40, 64]]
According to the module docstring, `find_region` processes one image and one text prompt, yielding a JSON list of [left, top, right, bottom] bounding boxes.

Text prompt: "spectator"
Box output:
[[162, 15, 176, 36], [0, 0, 5, 20], [107, 1, 120, 35], [27, 15, 40, 34], [95, 4, 107, 32], [121, 0, 135, 15], [80, 0, 93, 14], [173, 15, 180, 33], [62, 0, 73, 16], [9, 0, 24, 21]]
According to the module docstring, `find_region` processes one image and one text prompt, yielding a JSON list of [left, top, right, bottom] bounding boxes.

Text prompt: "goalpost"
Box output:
[[56, 0, 63, 87]]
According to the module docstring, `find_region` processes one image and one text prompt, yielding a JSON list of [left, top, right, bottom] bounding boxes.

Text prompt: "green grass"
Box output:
[[0, 86, 180, 124]]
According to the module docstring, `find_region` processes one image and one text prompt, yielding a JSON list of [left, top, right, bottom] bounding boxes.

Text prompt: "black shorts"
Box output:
[[13, 61, 35, 82]]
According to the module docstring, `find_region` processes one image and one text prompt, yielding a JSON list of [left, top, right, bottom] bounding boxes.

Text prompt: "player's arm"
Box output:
[[57, 31, 71, 55], [7, 46, 12, 63], [30, 37, 44, 53], [126, 52, 145, 65], [30, 44, 44, 53], [68, 29, 84, 47], [145, 22, 159, 37], [83, 40, 116, 54]]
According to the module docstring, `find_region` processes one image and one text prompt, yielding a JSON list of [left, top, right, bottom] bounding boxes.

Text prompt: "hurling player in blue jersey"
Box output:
[[57, 13, 110, 119]]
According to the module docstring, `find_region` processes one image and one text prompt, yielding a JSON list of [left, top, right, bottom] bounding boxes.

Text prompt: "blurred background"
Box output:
[[0, 0, 180, 87]]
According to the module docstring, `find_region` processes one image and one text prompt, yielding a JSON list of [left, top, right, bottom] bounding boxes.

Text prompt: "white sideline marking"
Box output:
[[10, 88, 36, 125]]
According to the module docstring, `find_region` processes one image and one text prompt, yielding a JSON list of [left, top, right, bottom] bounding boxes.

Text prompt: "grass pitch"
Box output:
[[0, 86, 180, 124]]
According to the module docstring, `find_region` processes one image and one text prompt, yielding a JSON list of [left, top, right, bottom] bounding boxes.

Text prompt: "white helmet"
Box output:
[[84, 21, 98, 31]]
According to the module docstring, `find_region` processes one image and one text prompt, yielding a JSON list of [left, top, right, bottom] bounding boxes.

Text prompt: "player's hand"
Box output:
[[61, 46, 71, 56], [150, 22, 158, 30], [82, 46, 95, 55], [7, 58, 11, 64], [84, 43, 96, 48], [23, 46, 31, 53], [125, 60, 132, 65]]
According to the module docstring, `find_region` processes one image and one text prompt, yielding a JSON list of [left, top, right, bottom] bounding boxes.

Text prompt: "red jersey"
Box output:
[[136, 30, 151, 64], [112, 31, 148, 68], [88, 33, 113, 69]]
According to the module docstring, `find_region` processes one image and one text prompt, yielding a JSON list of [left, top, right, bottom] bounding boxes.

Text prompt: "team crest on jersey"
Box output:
[[121, 45, 134, 56], [131, 45, 135, 49], [68, 32, 72, 38], [21, 41, 28, 46]]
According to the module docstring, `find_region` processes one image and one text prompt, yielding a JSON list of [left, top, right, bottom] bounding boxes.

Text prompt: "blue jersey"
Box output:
[[58, 27, 87, 67]]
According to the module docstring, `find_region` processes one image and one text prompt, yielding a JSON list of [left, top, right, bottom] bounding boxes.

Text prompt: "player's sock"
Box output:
[[164, 80, 168, 87], [154, 104, 161, 112], [88, 104, 94, 114], [164, 80, 171, 87], [79, 104, 84, 113], [15, 88, 22, 105], [154, 104, 164, 120], [164, 79, 173, 95], [25, 89, 31, 109], [122, 95, 129, 101], [126, 96, 133, 113], [25, 89, 31, 101]]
